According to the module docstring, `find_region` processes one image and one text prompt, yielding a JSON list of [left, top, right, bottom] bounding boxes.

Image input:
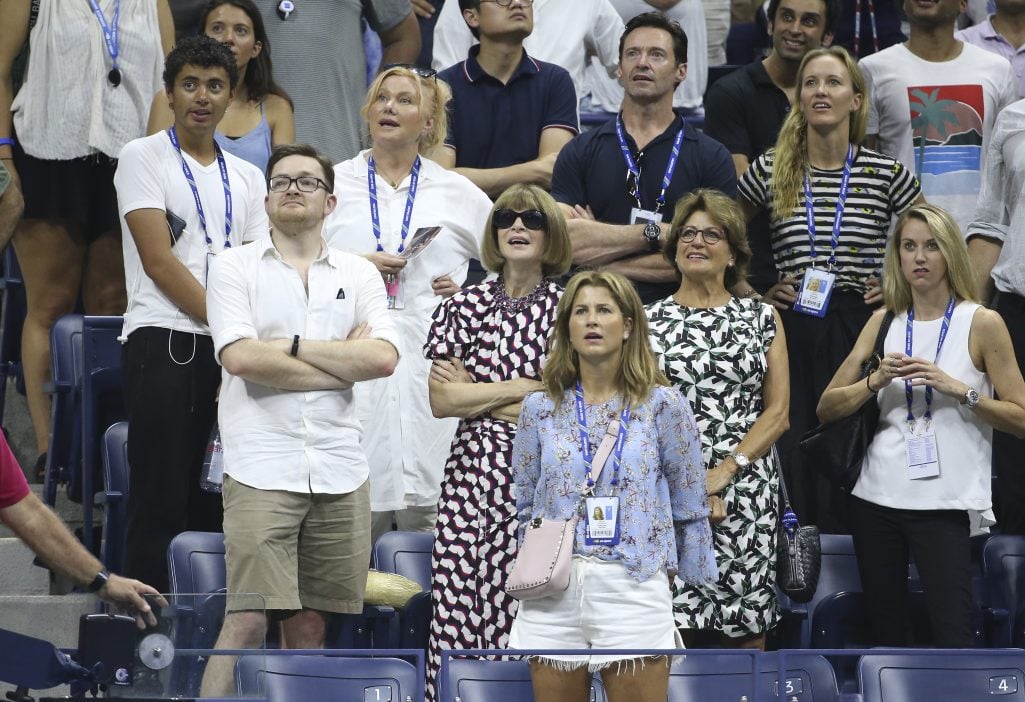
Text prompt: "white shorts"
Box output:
[[508, 555, 683, 671]]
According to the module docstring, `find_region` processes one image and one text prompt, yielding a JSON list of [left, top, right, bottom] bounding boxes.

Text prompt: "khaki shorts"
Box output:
[[222, 475, 371, 614]]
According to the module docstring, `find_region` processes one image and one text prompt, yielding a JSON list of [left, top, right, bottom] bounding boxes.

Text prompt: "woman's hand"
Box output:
[[898, 355, 970, 400], [764, 275, 800, 310], [705, 459, 737, 495], [867, 351, 906, 392], [863, 276, 883, 305], [431, 275, 460, 298], [430, 357, 474, 384], [708, 495, 727, 524]]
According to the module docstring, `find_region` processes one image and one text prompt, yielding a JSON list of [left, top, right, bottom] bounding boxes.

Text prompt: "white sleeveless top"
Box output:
[[12, 0, 163, 160], [854, 302, 993, 512]]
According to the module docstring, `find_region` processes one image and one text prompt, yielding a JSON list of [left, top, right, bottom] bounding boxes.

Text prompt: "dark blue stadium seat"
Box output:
[[668, 652, 839, 702], [371, 530, 433, 651], [858, 651, 1025, 702], [98, 421, 129, 575], [0, 247, 26, 427], [235, 654, 420, 702], [983, 535, 1025, 647], [44, 313, 84, 508], [444, 658, 607, 702], [778, 534, 862, 649]]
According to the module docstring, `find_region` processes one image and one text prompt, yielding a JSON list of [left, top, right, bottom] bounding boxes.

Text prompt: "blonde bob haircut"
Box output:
[[542, 271, 669, 409], [663, 189, 751, 290], [882, 203, 979, 313], [360, 66, 452, 155], [770, 46, 868, 221], [480, 184, 573, 278]]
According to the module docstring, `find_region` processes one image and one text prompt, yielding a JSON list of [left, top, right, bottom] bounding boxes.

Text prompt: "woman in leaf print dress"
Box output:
[[647, 189, 790, 650], [734, 47, 922, 533]]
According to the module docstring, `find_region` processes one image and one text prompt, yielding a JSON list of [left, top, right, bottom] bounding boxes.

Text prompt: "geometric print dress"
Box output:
[[422, 277, 562, 701], [646, 295, 781, 637]]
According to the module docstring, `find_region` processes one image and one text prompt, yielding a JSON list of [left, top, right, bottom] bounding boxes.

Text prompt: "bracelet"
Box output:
[[290, 334, 300, 357], [0, 138, 14, 147], [88, 568, 110, 593], [866, 373, 878, 393]]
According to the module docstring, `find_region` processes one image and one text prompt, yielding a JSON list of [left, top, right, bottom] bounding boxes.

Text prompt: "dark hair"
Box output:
[[618, 12, 688, 65], [267, 143, 335, 192], [457, 0, 482, 39], [767, 0, 841, 35], [197, 0, 293, 108], [163, 35, 239, 91]]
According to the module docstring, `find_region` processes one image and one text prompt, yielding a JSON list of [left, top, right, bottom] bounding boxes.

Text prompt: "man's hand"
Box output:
[[99, 576, 167, 629], [365, 252, 408, 279], [431, 275, 460, 298], [568, 204, 596, 221]]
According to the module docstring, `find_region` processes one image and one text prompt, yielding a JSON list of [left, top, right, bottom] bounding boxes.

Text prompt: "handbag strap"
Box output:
[[864, 310, 896, 376], [589, 418, 620, 485]]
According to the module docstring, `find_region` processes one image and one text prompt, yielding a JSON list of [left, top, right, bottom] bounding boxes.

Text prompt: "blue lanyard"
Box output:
[[88, 0, 120, 79], [903, 297, 956, 427], [574, 382, 631, 489], [803, 144, 854, 270], [615, 115, 684, 215], [367, 155, 420, 254], [166, 127, 233, 252]]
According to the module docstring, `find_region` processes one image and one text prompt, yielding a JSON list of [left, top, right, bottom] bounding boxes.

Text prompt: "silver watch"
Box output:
[[731, 451, 750, 469], [642, 221, 662, 251], [963, 387, 981, 409]]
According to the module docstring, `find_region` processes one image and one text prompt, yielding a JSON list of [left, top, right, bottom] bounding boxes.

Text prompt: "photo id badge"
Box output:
[[584, 496, 620, 546], [630, 207, 662, 225], [793, 267, 836, 318], [385, 273, 405, 310], [906, 427, 940, 479]]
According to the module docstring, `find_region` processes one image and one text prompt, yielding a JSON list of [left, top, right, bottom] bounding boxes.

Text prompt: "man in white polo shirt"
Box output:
[[115, 36, 269, 594], [201, 143, 399, 696]]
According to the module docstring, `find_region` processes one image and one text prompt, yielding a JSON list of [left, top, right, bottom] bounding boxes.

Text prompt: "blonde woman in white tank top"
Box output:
[[818, 203, 1025, 648]]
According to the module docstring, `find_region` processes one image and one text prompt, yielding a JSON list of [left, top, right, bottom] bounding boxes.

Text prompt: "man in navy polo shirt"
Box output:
[[551, 12, 736, 304], [435, 0, 578, 198]]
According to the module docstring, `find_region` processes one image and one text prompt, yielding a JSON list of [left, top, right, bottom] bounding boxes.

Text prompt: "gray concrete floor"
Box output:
[[3, 375, 39, 482]]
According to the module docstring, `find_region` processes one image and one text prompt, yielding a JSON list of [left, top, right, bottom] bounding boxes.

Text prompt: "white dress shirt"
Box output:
[[208, 236, 400, 494], [325, 152, 492, 510]]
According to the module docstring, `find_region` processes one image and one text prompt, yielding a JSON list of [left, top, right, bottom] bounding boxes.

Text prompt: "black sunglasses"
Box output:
[[493, 208, 546, 230], [382, 63, 437, 80]]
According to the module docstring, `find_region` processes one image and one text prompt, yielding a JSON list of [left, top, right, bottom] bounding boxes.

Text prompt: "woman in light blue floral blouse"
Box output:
[[507, 271, 717, 702]]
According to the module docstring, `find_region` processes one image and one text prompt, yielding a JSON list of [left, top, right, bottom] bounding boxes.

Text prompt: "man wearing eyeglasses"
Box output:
[[115, 37, 269, 593], [201, 143, 400, 696], [551, 11, 736, 305], [433, 0, 579, 198]]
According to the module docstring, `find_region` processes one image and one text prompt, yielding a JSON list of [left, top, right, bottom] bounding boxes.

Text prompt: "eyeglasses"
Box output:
[[480, 0, 534, 6], [268, 175, 330, 193], [382, 63, 437, 81], [677, 226, 725, 244], [494, 208, 546, 230]]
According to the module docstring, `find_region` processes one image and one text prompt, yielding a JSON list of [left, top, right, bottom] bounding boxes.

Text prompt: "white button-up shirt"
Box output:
[[324, 152, 492, 510], [207, 235, 400, 494]]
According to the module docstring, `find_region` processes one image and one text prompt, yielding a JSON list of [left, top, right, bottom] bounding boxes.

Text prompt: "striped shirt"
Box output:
[[739, 146, 921, 293]]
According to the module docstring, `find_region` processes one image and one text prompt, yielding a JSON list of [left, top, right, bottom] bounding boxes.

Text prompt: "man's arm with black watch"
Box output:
[[0, 491, 164, 627]]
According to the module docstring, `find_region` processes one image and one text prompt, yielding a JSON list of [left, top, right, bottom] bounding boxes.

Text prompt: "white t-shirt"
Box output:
[[860, 41, 1016, 230], [324, 151, 492, 511], [208, 236, 401, 494], [115, 131, 269, 339], [431, 0, 623, 107]]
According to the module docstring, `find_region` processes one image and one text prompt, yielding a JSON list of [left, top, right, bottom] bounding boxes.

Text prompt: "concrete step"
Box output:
[[0, 537, 49, 595], [0, 484, 94, 539], [0, 594, 98, 699]]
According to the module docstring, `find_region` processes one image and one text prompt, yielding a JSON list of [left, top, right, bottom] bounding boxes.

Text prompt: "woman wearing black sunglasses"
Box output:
[[647, 189, 789, 651], [423, 183, 572, 701]]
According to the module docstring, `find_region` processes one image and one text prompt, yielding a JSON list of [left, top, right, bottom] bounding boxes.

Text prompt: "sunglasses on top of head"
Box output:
[[493, 208, 546, 230]]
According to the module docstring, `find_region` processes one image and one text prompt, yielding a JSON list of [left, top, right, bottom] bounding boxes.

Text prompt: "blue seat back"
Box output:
[[668, 652, 839, 702], [779, 534, 862, 648], [236, 655, 418, 702], [45, 313, 84, 506], [859, 652, 1025, 701], [983, 535, 1025, 647], [444, 658, 606, 702], [0, 248, 26, 425], [100, 421, 130, 574], [372, 530, 434, 589]]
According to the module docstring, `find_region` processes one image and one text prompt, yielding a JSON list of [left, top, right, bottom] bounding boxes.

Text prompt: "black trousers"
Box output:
[[850, 496, 973, 647], [776, 291, 874, 534], [993, 293, 1025, 534], [121, 327, 223, 593]]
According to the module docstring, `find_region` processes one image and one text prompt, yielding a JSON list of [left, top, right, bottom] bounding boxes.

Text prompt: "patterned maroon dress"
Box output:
[[422, 277, 562, 701]]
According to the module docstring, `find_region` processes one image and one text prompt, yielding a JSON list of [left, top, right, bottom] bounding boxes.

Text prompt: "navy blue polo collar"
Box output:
[[461, 43, 542, 84], [596, 111, 694, 147]]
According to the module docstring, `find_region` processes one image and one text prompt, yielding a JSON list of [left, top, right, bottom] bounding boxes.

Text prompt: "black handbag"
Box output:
[[776, 452, 821, 603], [799, 311, 895, 493]]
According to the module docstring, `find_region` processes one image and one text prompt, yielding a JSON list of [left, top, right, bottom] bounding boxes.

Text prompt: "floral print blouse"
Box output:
[[511, 385, 718, 585]]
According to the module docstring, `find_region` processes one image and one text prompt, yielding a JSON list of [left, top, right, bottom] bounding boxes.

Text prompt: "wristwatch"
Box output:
[[731, 451, 750, 470], [642, 221, 662, 252], [88, 568, 110, 593], [962, 387, 981, 409]]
